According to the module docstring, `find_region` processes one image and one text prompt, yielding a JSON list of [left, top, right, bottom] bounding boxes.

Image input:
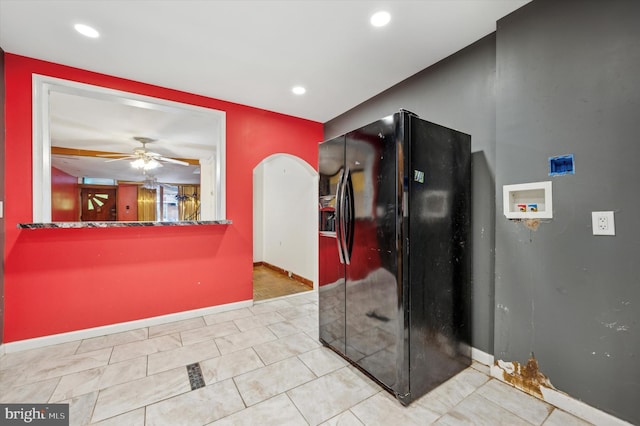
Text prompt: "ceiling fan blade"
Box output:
[[104, 156, 135, 163], [157, 156, 190, 166], [97, 153, 131, 158], [52, 155, 80, 160]]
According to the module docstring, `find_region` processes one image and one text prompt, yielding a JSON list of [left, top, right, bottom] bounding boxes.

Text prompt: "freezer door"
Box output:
[[406, 117, 472, 401], [318, 136, 346, 353], [343, 114, 406, 394]]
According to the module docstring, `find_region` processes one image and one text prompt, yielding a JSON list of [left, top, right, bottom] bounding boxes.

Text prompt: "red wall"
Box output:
[[3, 53, 323, 342], [51, 166, 79, 221]]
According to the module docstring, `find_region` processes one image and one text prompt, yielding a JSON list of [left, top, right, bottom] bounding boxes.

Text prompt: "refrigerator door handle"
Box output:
[[340, 168, 355, 265], [345, 170, 355, 263], [335, 169, 346, 265]]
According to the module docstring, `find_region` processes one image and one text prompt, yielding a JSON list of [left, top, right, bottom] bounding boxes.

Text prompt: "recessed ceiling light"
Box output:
[[292, 86, 306, 95], [74, 23, 100, 38], [370, 11, 391, 27]]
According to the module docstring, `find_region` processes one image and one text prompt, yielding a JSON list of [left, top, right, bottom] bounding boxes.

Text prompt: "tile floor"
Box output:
[[0, 291, 594, 426], [253, 265, 313, 301]]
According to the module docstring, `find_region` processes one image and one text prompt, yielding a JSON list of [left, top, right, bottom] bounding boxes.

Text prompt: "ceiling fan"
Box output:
[[99, 136, 190, 170]]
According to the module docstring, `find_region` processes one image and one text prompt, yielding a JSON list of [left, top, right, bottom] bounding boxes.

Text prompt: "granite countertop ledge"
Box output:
[[18, 220, 232, 229]]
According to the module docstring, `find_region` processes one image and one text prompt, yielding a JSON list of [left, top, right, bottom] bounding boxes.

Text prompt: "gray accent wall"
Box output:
[[325, 33, 498, 355], [495, 1, 640, 423], [325, 0, 639, 423]]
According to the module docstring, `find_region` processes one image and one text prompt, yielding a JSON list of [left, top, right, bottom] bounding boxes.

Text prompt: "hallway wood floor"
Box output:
[[253, 265, 312, 301]]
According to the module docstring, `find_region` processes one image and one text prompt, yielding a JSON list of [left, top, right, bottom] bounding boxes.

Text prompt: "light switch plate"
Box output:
[[592, 211, 615, 236]]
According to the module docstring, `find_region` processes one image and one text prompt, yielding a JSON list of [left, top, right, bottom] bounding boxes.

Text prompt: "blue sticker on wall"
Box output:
[[549, 154, 575, 176]]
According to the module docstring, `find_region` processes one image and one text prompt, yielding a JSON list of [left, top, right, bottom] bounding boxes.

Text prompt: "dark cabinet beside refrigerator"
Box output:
[[318, 110, 471, 405]]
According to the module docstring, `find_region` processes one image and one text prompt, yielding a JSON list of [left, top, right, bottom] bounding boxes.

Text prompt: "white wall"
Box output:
[[253, 154, 318, 286], [252, 164, 265, 262]]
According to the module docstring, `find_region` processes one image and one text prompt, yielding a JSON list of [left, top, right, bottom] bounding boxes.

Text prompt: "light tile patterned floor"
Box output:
[[0, 292, 594, 426]]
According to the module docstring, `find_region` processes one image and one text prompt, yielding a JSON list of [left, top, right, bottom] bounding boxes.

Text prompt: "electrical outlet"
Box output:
[[598, 216, 608, 231], [592, 211, 615, 236]]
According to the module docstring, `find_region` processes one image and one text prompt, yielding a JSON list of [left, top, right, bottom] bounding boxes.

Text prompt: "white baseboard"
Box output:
[[3, 299, 253, 354], [539, 386, 633, 426], [253, 289, 317, 304], [471, 347, 494, 366], [490, 363, 633, 426], [472, 353, 631, 425]]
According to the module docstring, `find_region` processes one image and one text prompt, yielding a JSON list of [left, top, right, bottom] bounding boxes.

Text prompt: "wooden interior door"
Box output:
[[80, 187, 117, 221]]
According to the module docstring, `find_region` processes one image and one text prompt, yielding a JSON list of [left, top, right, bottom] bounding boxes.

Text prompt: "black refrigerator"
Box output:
[[318, 110, 471, 405]]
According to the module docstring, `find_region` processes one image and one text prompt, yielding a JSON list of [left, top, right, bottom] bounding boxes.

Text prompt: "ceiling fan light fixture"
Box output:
[[145, 158, 161, 170], [131, 158, 146, 169], [143, 177, 159, 190], [131, 157, 161, 170]]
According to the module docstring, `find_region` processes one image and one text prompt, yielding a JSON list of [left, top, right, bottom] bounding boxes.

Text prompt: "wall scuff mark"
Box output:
[[493, 356, 555, 399], [601, 321, 630, 332], [510, 218, 542, 232]]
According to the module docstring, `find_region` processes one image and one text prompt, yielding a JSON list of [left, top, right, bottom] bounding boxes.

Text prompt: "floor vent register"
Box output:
[[186, 362, 206, 390]]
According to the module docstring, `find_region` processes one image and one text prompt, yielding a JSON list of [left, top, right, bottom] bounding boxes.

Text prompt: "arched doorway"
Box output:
[[253, 154, 318, 300]]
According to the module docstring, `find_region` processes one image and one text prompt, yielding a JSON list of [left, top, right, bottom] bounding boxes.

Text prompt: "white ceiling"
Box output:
[[0, 0, 530, 123], [1, 0, 530, 184]]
